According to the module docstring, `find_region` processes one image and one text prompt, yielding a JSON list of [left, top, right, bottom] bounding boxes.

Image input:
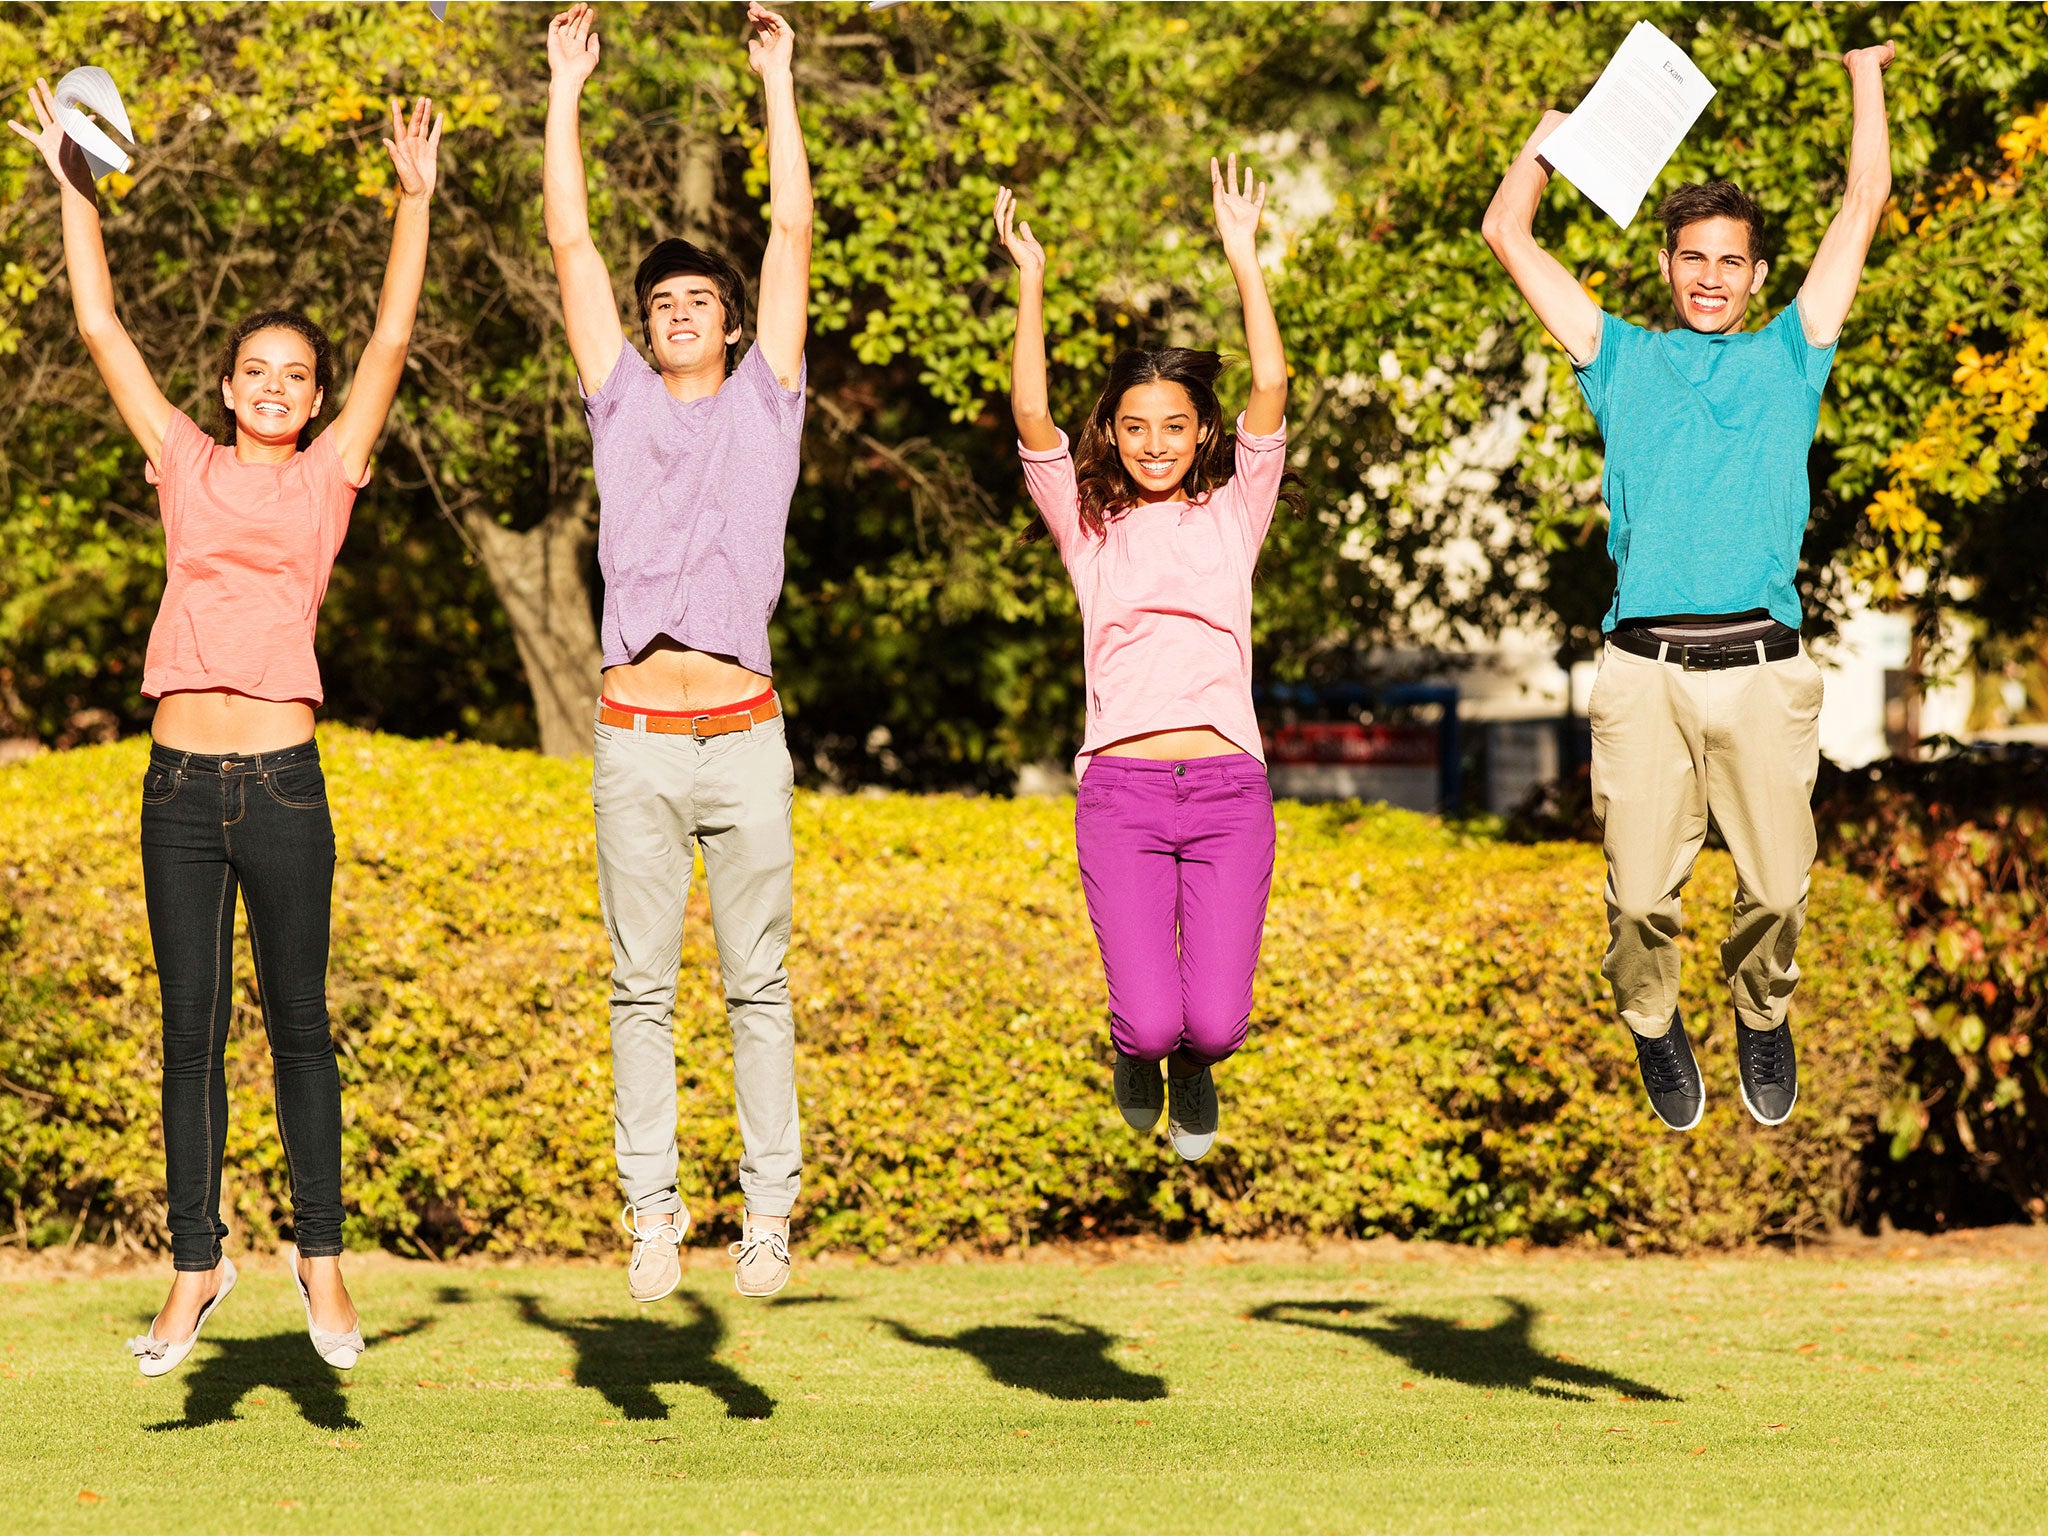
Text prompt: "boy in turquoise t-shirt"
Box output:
[[1480, 42, 1897, 1132]]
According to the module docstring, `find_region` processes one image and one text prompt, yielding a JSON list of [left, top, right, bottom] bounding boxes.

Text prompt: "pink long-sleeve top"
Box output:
[[1019, 415, 1287, 774]]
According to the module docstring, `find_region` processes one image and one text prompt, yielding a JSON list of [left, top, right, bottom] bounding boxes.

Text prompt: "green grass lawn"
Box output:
[[5, 1237, 2046, 1535]]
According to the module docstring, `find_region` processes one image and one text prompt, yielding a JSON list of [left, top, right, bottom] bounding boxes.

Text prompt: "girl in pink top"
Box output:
[[12, 84, 443, 1376], [994, 157, 1296, 1164]]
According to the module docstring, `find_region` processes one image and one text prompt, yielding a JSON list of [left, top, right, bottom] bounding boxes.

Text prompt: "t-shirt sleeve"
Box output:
[[1772, 300, 1838, 395], [1018, 430, 1082, 554], [1225, 413, 1289, 558], [1570, 310, 1643, 425], [302, 430, 369, 556], [143, 410, 214, 533], [582, 343, 655, 431], [731, 341, 807, 441]]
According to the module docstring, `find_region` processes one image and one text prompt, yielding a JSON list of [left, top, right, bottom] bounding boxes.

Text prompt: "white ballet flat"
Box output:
[[284, 1244, 365, 1369], [126, 1257, 237, 1378]]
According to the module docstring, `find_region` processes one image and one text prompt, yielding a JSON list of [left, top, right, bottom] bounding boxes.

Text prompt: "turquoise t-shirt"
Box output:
[[1572, 301, 1836, 633]]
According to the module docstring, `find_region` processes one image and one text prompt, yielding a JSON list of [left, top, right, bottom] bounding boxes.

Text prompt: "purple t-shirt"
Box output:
[[585, 340, 806, 673]]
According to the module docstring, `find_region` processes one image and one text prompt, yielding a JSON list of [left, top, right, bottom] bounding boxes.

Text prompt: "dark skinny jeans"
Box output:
[[140, 740, 344, 1270]]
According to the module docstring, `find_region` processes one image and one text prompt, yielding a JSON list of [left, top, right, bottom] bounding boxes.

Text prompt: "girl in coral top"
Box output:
[[11, 84, 442, 1376], [994, 157, 1295, 1162]]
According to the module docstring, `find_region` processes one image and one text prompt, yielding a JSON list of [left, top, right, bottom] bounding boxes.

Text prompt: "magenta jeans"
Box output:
[[1074, 754, 1276, 1065]]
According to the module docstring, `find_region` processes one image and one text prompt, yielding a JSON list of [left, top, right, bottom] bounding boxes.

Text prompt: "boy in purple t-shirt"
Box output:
[[543, 2, 812, 1301]]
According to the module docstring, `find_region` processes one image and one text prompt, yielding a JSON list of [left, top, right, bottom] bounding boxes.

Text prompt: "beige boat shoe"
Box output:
[[621, 1203, 690, 1303], [729, 1211, 792, 1298]]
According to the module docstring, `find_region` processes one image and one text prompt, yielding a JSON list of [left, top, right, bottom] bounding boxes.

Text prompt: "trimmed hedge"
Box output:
[[1, 728, 1912, 1258]]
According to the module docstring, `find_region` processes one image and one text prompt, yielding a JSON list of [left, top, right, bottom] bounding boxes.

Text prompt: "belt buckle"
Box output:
[[689, 713, 714, 740], [1681, 644, 1738, 672]]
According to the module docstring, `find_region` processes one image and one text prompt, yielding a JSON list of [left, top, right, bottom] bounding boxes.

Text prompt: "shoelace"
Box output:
[[1741, 1027, 1791, 1085], [619, 1204, 684, 1259], [1637, 1031, 1692, 1095], [728, 1227, 791, 1268], [1167, 1072, 1209, 1123]]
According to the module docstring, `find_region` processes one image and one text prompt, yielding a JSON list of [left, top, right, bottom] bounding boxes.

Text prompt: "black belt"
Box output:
[[1608, 630, 1801, 671]]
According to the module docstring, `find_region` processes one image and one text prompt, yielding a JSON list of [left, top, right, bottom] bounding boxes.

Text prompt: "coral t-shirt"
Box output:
[[1019, 415, 1287, 772], [142, 410, 368, 704]]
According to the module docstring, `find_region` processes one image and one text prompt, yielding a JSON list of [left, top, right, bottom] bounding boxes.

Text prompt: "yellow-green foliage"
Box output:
[[0, 728, 1910, 1257]]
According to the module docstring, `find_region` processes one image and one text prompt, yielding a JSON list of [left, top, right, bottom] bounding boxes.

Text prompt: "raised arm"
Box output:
[[992, 188, 1057, 452], [1212, 153, 1286, 436], [9, 78, 172, 464], [1797, 42, 1895, 348], [1480, 110, 1603, 367], [747, 4, 811, 391], [326, 96, 441, 483], [544, 4, 624, 393]]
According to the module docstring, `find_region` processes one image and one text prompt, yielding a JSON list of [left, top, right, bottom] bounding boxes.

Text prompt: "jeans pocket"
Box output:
[[264, 761, 328, 810], [141, 764, 180, 805]]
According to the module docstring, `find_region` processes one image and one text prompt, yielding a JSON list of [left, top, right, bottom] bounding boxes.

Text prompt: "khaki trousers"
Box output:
[[1587, 642, 1825, 1039], [592, 712, 801, 1218]]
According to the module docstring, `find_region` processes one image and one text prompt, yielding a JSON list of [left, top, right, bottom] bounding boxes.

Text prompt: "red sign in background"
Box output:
[[1263, 721, 1438, 767]]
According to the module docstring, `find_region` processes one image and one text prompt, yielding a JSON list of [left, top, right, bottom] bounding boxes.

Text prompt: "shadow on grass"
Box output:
[[880, 1314, 1167, 1402], [143, 1316, 431, 1433], [1250, 1298, 1677, 1403], [514, 1290, 773, 1421]]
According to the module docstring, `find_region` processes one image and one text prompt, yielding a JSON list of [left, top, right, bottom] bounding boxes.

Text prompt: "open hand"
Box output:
[[747, 4, 795, 79], [1212, 152, 1267, 258], [992, 187, 1046, 283], [7, 77, 97, 194], [1843, 41, 1896, 75], [547, 5, 601, 91], [382, 95, 444, 202]]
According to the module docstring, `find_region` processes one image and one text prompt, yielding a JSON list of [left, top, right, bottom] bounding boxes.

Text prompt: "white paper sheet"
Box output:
[[52, 66, 135, 182], [1537, 22, 1715, 230]]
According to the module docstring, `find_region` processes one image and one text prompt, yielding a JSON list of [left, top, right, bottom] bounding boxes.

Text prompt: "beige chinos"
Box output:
[[592, 712, 801, 1219], [1587, 641, 1826, 1040]]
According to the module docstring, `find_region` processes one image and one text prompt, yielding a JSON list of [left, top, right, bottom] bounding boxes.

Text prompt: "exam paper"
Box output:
[[53, 66, 134, 182], [1537, 22, 1715, 230]]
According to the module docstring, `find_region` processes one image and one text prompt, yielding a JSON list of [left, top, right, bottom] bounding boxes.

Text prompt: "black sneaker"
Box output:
[[1631, 1012, 1705, 1131], [1736, 1020, 1799, 1126]]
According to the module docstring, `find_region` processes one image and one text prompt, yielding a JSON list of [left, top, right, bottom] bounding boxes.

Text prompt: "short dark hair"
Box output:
[[1656, 181, 1767, 264], [633, 239, 748, 370], [214, 309, 335, 450]]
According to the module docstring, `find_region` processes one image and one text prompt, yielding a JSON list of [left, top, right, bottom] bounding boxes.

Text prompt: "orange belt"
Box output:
[[596, 691, 781, 739]]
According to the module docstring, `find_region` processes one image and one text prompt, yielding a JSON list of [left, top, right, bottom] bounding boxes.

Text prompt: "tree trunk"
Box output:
[[465, 493, 603, 759]]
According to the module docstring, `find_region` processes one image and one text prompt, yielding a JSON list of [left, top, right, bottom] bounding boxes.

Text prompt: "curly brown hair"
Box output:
[[1066, 348, 1302, 540], [213, 309, 335, 450]]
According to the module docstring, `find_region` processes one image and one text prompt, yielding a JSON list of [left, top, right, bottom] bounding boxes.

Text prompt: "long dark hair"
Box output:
[[214, 309, 336, 450], [1067, 348, 1302, 539]]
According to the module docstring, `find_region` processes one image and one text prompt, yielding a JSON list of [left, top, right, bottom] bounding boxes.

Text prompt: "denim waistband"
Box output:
[[148, 739, 320, 775], [1082, 752, 1265, 779]]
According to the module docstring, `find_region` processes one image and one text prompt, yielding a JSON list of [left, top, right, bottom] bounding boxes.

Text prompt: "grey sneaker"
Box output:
[[621, 1204, 689, 1303], [729, 1212, 792, 1298], [1166, 1066, 1219, 1162], [1113, 1051, 1165, 1130]]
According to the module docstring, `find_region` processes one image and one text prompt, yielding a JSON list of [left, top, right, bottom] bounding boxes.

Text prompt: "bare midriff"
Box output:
[[602, 637, 771, 713], [1095, 726, 1245, 761], [151, 690, 316, 755]]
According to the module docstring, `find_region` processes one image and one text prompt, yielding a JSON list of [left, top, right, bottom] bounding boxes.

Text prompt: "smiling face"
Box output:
[[220, 327, 323, 448], [1112, 380, 1210, 501], [1658, 215, 1768, 334], [645, 275, 741, 377]]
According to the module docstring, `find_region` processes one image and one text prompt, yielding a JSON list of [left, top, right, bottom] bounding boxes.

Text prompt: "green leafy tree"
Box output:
[[2, 2, 2043, 777]]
